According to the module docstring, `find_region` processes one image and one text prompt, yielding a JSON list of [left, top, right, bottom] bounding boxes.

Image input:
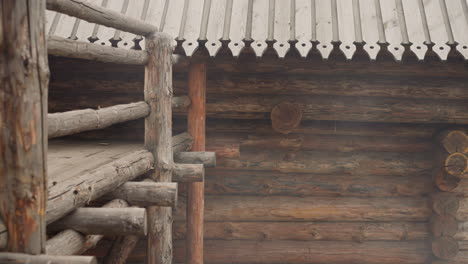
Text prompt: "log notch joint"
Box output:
[[431, 130, 468, 260]]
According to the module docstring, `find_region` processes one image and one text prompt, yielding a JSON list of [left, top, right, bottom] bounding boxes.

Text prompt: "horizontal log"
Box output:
[[174, 196, 431, 222], [173, 163, 204, 182], [433, 192, 460, 216], [46, 0, 156, 36], [94, 240, 429, 264], [203, 170, 433, 197], [431, 215, 458, 237], [432, 236, 459, 260], [48, 36, 148, 65], [102, 181, 177, 207], [48, 102, 149, 138], [438, 130, 468, 154], [174, 94, 468, 124], [47, 149, 153, 224], [173, 221, 429, 241], [216, 150, 432, 176], [52, 207, 147, 236], [46, 199, 128, 255], [174, 152, 216, 167], [239, 134, 433, 153], [0, 253, 97, 264], [0, 219, 6, 249], [445, 153, 468, 178]]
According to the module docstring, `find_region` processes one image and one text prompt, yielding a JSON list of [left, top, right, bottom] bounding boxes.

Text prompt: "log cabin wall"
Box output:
[[48, 49, 468, 264]]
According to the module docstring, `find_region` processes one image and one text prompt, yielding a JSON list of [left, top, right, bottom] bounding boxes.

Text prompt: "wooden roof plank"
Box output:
[[380, 0, 405, 61], [337, 0, 357, 60], [205, 0, 226, 56], [446, 0, 468, 60], [251, 0, 269, 57], [424, 0, 451, 60], [402, 0, 429, 60], [227, 0, 249, 57], [273, 0, 291, 58], [294, 0, 313, 57], [316, 0, 334, 59], [360, 0, 381, 60], [181, 0, 205, 56]]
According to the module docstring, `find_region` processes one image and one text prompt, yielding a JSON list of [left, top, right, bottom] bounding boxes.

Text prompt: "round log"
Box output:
[[174, 152, 216, 168], [52, 207, 147, 236], [271, 102, 302, 134], [430, 215, 458, 237], [435, 169, 461, 192], [432, 236, 459, 260], [433, 193, 460, 216], [173, 163, 205, 182], [102, 182, 177, 207], [445, 153, 468, 178], [438, 130, 468, 154]]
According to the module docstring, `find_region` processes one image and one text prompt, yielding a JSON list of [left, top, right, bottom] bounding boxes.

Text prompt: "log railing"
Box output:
[[1, 1, 208, 264]]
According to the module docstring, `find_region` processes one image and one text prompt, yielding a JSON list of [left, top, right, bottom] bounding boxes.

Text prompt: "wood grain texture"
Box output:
[[174, 151, 216, 167], [0, 253, 97, 264], [47, 149, 153, 224], [144, 32, 173, 264], [270, 102, 303, 134], [48, 101, 149, 138], [174, 196, 431, 222], [46, 0, 157, 36], [438, 130, 468, 154], [0, 0, 49, 253], [48, 36, 148, 65], [102, 182, 177, 207], [173, 164, 205, 182], [102, 235, 138, 264], [46, 199, 128, 256]]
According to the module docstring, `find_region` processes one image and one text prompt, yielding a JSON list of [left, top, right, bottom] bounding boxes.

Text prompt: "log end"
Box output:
[[445, 153, 468, 178], [432, 192, 460, 216], [271, 102, 302, 135], [430, 214, 458, 237], [432, 236, 459, 260]]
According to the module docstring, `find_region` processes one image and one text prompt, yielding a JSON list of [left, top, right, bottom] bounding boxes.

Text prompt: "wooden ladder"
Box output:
[[0, 0, 214, 263]]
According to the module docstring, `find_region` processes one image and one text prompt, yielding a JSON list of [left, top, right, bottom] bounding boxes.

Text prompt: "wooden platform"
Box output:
[[48, 139, 142, 186]]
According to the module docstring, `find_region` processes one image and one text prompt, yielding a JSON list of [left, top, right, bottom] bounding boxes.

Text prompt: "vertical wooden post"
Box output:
[[186, 61, 206, 264], [0, 0, 49, 254], [144, 32, 174, 264]]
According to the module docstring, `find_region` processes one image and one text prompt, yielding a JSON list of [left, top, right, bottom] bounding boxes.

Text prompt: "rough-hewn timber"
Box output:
[[48, 36, 148, 65], [0, 253, 97, 264], [48, 102, 149, 138], [102, 181, 177, 207], [51, 207, 147, 236], [173, 164, 205, 182], [144, 33, 173, 264], [174, 152, 216, 167], [46, 0, 157, 36], [0, 0, 49, 254], [47, 149, 153, 224]]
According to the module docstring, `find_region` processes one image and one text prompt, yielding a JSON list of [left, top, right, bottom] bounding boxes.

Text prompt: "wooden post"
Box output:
[[187, 61, 206, 264], [0, 0, 49, 253], [145, 32, 174, 264]]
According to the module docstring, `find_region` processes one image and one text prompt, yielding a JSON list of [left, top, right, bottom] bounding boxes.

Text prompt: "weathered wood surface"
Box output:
[[432, 236, 459, 260], [174, 196, 431, 222], [172, 132, 194, 154], [47, 149, 153, 224], [187, 61, 207, 264], [172, 96, 191, 109], [174, 95, 468, 124], [175, 152, 216, 167], [46, 0, 157, 36], [48, 102, 149, 138], [173, 164, 205, 182], [52, 207, 147, 236], [48, 36, 148, 65], [271, 102, 303, 134], [438, 130, 468, 154], [173, 221, 429, 241], [0, 219, 6, 249], [0, 0, 49, 253], [102, 182, 177, 207], [0, 253, 97, 264], [216, 150, 432, 176], [238, 134, 433, 153], [203, 170, 433, 197], [90, 240, 430, 264], [432, 193, 460, 217], [431, 215, 459, 237], [46, 199, 128, 255], [445, 153, 468, 179], [103, 235, 138, 264], [144, 33, 173, 264]]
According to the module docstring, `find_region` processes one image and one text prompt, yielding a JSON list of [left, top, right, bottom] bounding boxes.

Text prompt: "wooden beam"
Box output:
[[102, 235, 139, 264], [0, 253, 97, 264], [0, 0, 48, 253], [175, 152, 216, 167], [173, 164, 205, 182], [47, 149, 153, 224], [48, 36, 148, 65], [51, 207, 147, 236], [46, 0, 157, 36], [46, 199, 128, 256], [144, 33, 174, 264], [102, 182, 177, 207], [187, 61, 206, 264], [172, 96, 191, 109], [48, 101, 149, 138]]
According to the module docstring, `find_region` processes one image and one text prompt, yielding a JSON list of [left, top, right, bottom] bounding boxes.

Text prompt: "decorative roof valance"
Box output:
[[46, 0, 468, 61]]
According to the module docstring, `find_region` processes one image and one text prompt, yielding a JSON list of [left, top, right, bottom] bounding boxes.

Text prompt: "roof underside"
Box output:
[[46, 0, 468, 61]]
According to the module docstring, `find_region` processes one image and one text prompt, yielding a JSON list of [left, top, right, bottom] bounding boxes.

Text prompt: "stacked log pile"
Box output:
[[431, 131, 468, 263]]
